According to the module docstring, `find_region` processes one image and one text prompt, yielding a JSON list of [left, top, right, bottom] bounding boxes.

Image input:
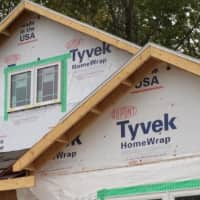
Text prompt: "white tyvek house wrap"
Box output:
[[17, 63, 200, 200], [18, 157, 200, 200], [42, 63, 200, 173], [0, 13, 132, 152]]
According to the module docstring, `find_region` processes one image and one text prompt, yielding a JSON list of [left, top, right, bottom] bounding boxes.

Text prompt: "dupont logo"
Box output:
[[111, 106, 137, 120]]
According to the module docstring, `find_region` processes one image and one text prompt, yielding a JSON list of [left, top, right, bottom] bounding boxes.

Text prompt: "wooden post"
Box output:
[[0, 190, 17, 200]]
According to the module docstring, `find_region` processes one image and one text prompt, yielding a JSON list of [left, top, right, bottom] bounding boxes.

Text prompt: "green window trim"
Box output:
[[97, 179, 200, 200], [4, 53, 71, 121]]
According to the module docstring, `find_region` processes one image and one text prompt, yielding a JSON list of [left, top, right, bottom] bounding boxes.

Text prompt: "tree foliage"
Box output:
[[0, 0, 199, 58]]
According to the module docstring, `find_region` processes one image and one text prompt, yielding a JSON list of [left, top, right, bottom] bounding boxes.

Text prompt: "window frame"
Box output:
[[7, 61, 61, 112], [107, 192, 168, 200], [4, 53, 71, 120], [34, 62, 61, 108], [170, 188, 200, 200], [8, 68, 34, 112]]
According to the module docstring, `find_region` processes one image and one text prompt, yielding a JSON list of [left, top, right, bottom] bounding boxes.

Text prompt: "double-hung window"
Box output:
[[8, 62, 61, 112], [10, 71, 32, 109]]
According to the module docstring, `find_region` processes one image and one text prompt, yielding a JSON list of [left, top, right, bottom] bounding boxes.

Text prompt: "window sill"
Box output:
[[8, 100, 61, 113]]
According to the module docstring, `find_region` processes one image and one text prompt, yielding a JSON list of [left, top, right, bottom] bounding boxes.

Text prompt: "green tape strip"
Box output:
[[4, 53, 70, 74], [97, 179, 200, 200], [4, 53, 71, 120], [61, 54, 70, 112], [4, 70, 8, 121]]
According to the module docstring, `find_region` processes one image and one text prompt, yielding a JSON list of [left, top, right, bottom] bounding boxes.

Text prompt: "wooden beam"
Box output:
[[0, 2, 25, 33], [97, 58, 161, 112], [12, 47, 151, 172], [31, 141, 66, 170], [0, 176, 35, 191], [56, 137, 69, 143], [151, 45, 200, 76], [0, 190, 17, 200], [0, 10, 32, 48], [1, 31, 11, 37], [30, 112, 98, 170], [121, 80, 132, 87], [0, 1, 139, 54], [24, 1, 139, 54], [24, 164, 36, 171], [27, 59, 161, 171], [91, 108, 101, 115]]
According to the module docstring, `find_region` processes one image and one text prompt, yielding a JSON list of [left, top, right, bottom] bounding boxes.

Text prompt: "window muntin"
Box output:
[[8, 62, 61, 112], [36, 64, 59, 103], [10, 71, 31, 108]]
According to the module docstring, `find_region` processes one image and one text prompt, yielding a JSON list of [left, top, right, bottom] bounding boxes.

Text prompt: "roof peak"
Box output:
[[0, 0, 139, 54]]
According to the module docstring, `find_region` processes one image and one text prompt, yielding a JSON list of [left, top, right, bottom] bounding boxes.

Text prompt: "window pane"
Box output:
[[176, 195, 200, 200], [10, 71, 31, 108], [37, 65, 59, 103]]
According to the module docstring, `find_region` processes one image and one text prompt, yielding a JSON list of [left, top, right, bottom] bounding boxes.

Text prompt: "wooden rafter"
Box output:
[[0, 2, 25, 33], [12, 44, 200, 172], [22, 58, 161, 171], [151, 45, 200, 76], [12, 46, 151, 172], [0, 0, 139, 54], [0, 176, 35, 191], [0, 31, 11, 37]]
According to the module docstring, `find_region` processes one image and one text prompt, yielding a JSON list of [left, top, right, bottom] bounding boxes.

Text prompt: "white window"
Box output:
[[170, 189, 200, 200], [36, 64, 60, 104], [8, 62, 61, 112], [107, 193, 168, 200], [10, 71, 32, 108], [107, 189, 200, 200]]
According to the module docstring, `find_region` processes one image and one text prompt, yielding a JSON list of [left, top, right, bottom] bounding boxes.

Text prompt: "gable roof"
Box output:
[[12, 43, 200, 172], [0, 0, 139, 54], [0, 0, 141, 189]]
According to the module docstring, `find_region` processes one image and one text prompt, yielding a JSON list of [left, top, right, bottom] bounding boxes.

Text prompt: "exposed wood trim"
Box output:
[[0, 176, 35, 191], [12, 47, 151, 172], [0, 1, 139, 54], [32, 141, 67, 170], [56, 137, 69, 143], [30, 112, 98, 170], [24, 164, 35, 171], [0, 31, 11, 37], [151, 46, 200, 76], [0, 2, 25, 33], [0, 190, 17, 200], [12, 44, 200, 172], [91, 108, 101, 115], [96, 58, 160, 113], [24, 1, 139, 54], [20, 58, 160, 171], [121, 80, 132, 87]]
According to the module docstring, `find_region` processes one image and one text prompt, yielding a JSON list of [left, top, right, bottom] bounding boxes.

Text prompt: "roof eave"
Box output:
[[0, 0, 140, 54], [12, 43, 200, 172]]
